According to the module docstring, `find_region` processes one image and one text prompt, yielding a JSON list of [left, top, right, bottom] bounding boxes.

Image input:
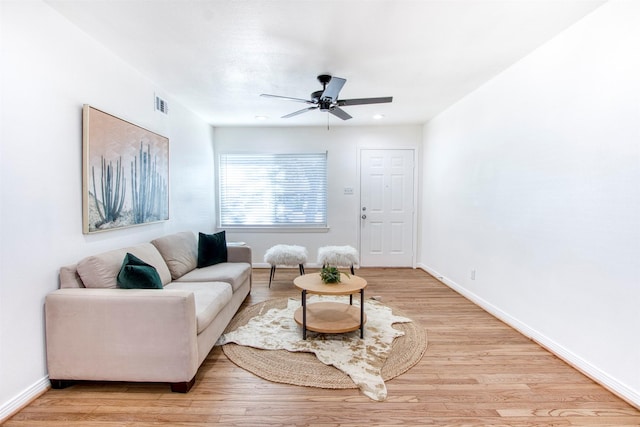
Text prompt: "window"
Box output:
[[218, 152, 327, 228]]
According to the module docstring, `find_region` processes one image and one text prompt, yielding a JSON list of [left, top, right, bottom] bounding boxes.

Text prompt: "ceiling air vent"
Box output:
[[155, 95, 168, 114]]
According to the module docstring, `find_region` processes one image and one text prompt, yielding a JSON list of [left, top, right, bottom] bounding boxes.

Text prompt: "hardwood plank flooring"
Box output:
[[4, 267, 640, 426]]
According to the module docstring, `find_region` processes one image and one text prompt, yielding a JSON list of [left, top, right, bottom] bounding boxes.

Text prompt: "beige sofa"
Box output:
[[45, 231, 251, 392]]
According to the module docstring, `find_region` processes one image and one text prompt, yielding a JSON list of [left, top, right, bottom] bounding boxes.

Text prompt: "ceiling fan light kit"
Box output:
[[261, 74, 393, 121]]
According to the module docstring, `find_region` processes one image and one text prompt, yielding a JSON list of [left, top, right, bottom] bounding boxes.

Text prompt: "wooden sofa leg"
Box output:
[[170, 377, 195, 393], [50, 379, 75, 389]]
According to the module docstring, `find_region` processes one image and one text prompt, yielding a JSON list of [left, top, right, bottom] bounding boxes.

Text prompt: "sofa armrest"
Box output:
[[227, 245, 252, 264], [45, 288, 199, 383]]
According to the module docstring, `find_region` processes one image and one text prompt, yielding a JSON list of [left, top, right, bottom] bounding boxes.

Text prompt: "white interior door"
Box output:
[[360, 149, 415, 267]]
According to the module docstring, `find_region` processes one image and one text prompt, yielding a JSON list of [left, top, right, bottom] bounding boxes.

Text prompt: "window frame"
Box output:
[[217, 151, 329, 231]]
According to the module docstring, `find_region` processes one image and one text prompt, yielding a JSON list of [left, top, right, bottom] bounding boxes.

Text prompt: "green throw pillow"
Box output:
[[197, 231, 228, 268], [117, 253, 163, 289]]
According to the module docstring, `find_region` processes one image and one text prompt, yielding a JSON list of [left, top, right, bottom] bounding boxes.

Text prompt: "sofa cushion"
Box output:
[[164, 281, 232, 334], [175, 262, 251, 292], [117, 253, 163, 289], [59, 265, 85, 288], [151, 232, 198, 280], [197, 231, 227, 268], [77, 243, 172, 289]]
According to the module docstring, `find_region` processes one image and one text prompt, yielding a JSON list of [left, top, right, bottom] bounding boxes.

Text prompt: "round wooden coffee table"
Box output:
[[293, 273, 367, 340]]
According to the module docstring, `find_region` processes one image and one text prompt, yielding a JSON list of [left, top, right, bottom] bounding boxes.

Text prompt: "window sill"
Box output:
[[220, 226, 330, 233]]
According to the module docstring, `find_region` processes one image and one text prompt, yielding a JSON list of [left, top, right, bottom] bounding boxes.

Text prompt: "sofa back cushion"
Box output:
[[60, 265, 85, 288], [77, 243, 172, 289], [151, 232, 198, 280]]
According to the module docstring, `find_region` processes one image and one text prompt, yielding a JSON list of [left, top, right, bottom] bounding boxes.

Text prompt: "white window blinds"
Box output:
[[218, 153, 327, 227]]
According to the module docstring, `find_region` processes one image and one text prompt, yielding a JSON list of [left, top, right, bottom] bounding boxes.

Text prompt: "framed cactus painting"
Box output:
[[82, 105, 169, 233]]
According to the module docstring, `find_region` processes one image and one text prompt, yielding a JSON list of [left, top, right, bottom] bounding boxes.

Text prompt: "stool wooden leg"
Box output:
[[299, 264, 305, 275], [350, 264, 355, 275], [269, 265, 276, 288]]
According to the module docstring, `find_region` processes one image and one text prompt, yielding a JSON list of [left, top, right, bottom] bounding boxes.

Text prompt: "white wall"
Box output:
[[214, 126, 422, 265], [420, 0, 640, 405], [0, 1, 216, 418]]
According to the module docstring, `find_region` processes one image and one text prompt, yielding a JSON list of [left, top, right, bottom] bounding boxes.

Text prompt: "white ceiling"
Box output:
[[46, 0, 606, 127]]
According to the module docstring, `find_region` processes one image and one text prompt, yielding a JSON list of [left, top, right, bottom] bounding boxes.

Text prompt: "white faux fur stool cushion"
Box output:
[[264, 245, 308, 266], [317, 245, 359, 267]]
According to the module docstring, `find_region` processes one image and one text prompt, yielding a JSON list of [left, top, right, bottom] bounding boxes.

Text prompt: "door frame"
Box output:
[[357, 146, 419, 268]]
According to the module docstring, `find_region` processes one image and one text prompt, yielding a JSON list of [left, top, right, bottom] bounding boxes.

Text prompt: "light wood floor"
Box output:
[[4, 268, 640, 426]]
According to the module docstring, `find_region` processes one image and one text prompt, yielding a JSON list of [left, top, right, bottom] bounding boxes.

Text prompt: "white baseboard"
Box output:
[[254, 262, 323, 269], [417, 263, 640, 409], [0, 375, 50, 423], [253, 262, 270, 269]]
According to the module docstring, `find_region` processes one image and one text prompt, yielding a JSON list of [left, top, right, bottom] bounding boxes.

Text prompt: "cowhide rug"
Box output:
[[217, 295, 412, 401]]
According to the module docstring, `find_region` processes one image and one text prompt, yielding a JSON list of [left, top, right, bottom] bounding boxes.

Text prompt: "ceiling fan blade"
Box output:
[[261, 94, 315, 104], [337, 96, 393, 106], [282, 106, 318, 118], [321, 77, 346, 101], [329, 107, 352, 120]]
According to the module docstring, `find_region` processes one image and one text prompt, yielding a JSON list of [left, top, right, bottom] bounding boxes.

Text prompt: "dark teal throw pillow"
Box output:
[[197, 231, 228, 268], [117, 253, 163, 289]]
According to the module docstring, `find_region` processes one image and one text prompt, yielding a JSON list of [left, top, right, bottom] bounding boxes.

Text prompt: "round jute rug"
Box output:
[[221, 297, 427, 389]]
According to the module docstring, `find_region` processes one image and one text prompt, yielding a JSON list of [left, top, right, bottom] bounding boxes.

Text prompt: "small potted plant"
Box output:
[[320, 265, 349, 284]]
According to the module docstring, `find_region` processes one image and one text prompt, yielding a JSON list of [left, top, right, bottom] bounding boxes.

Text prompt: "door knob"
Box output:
[[361, 214, 367, 219]]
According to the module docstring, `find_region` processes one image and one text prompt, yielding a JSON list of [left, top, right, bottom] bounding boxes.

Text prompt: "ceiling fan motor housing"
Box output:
[[311, 89, 336, 111]]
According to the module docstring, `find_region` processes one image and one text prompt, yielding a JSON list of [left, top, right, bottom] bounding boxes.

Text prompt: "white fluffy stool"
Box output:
[[264, 244, 308, 287], [317, 245, 359, 275]]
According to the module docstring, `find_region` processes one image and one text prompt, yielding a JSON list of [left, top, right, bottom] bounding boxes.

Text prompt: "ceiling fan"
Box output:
[[260, 74, 392, 120]]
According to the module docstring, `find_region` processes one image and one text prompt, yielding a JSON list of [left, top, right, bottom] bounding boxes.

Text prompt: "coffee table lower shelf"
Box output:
[[294, 301, 367, 336]]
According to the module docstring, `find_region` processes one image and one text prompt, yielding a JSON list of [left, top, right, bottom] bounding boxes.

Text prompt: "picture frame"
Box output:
[[82, 105, 169, 234]]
